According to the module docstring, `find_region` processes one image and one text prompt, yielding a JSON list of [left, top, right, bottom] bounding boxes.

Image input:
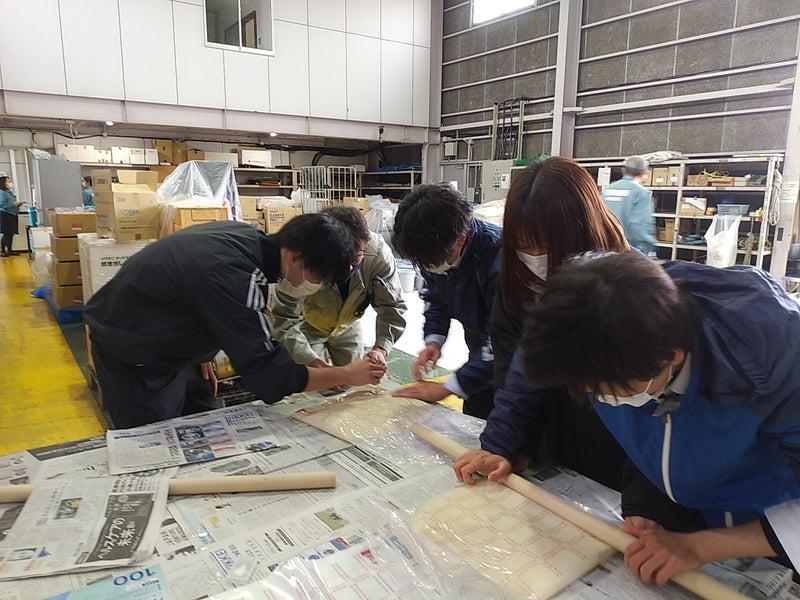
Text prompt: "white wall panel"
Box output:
[[273, 0, 308, 24], [119, 0, 178, 104], [413, 0, 431, 47], [346, 35, 380, 122], [0, 0, 66, 94], [173, 3, 225, 108], [381, 0, 413, 43], [269, 21, 309, 115], [412, 45, 430, 127], [60, 0, 124, 98], [381, 41, 413, 124], [309, 28, 347, 119], [346, 0, 380, 37], [224, 51, 269, 112], [309, 0, 345, 30]]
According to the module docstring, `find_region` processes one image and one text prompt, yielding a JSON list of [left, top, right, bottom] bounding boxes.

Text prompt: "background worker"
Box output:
[[82, 176, 94, 209], [0, 176, 22, 257], [522, 251, 800, 583], [601, 155, 655, 255], [85, 215, 386, 429], [272, 206, 406, 368], [391, 183, 501, 419]]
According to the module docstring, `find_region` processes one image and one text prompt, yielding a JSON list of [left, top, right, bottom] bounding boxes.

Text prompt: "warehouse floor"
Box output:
[[0, 255, 105, 455]]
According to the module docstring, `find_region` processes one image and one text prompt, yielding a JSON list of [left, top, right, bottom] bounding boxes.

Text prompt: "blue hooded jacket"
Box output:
[[596, 262, 800, 566], [420, 218, 501, 397]]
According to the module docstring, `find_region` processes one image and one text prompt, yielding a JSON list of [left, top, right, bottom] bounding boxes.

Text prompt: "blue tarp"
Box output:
[[32, 285, 84, 324]]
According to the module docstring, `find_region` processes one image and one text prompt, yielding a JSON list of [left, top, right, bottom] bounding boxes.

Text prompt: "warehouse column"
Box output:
[[771, 62, 800, 279], [550, 0, 582, 158], [424, 0, 444, 184]]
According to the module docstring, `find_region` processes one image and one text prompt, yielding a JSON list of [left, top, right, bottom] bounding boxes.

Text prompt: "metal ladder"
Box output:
[[491, 98, 527, 160]]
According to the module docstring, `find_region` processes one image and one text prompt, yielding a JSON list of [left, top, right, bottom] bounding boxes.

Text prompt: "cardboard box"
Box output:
[[187, 149, 205, 161], [111, 146, 130, 164], [342, 197, 369, 214], [171, 207, 229, 232], [152, 165, 176, 183], [204, 152, 239, 167], [76, 145, 96, 163], [708, 175, 735, 187], [243, 218, 263, 230], [667, 166, 681, 187], [679, 197, 708, 216], [52, 284, 83, 308], [264, 206, 302, 233], [129, 148, 146, 165], [642, 170, 652, 187], [56, 144, 77, 161], [94, 149, 112, 163], [651, 167, 669, 187], [78, 233, 153, 300], [117, 169, 159, 188], [145, 148, 159, 165], [239, 196, 260, 218], [238, 148, 272, 168], [173, 143, 188, 164], [49, 210, 97, 237], [686, 174, 709, 187], [50, 234, 81, 262], [156, 139, 174, 163], [52, 260, 82, 286]]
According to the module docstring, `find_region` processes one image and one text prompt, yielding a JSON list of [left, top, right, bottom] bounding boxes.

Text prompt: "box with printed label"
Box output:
[[171, 207, 229, 233], [111, 147, 130, 164], [238, 148, 272, 168], [51, 261, 82, 286], [94, 149, 112, 163], [75, 145, 96, 163], [52, 284, 83, 308], [129, 148, 146, 165], [49, 210, 97, 237], [679, 197, 708, 216], [50, 234, 81, 262], [93, 170, 159, 241], [650, 167, 669, 186], [264, 206, 302, 233], [78, 233, 153, 300], [145, 148, 159, 165], [667, 166, 681, 187]]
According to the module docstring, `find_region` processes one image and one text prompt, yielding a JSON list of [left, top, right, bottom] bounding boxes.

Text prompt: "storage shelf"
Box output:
[[235, 167, 298, 173], [682, 186, 766, 192], [359, 170, 421, 176], [655, 213, 752, 222], [80, 162, 158, 168], [237, 184, 294, 189], [655, 242, 770, 255], [647, 187, 681, 191]]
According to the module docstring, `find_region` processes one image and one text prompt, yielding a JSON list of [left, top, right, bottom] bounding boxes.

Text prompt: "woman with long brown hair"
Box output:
[[454, 156, 631, 490]]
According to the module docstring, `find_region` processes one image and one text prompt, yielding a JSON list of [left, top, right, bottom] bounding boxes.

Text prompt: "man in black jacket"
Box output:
[[85, 215, 385, 429]]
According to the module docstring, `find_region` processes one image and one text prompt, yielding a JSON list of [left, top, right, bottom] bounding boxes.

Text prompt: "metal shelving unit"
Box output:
[[233, 167, 298, 196], [576, 156, 783, 270], [357, 170, 422, 200]]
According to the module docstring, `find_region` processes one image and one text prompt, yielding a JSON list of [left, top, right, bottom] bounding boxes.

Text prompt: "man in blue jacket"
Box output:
[[520, 251, 800, 583], [391, 183, 501, 418], [601, 156, 655, 255]]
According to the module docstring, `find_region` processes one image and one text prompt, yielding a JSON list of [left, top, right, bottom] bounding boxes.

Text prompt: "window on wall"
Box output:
[[205, 0, 273, 53], [472, 0, 537, 24]]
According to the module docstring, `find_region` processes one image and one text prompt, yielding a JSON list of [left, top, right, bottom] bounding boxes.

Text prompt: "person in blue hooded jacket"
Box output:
[[520, 250, 800, 583], [390, 183, 501, 418]]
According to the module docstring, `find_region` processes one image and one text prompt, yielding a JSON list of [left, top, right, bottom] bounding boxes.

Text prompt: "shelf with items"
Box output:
[[234, 167, 298, 195], [579, 155, 783, 270], [358, 169, 422, 199]]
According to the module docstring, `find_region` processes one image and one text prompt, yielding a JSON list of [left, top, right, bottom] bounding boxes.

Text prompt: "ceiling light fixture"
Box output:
[[269, 131, 278, 137], [105, 120, 114, 126]]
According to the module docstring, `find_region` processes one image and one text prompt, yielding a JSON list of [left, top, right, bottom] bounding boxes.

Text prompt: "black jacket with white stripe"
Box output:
[[84, 220, 309, 403]]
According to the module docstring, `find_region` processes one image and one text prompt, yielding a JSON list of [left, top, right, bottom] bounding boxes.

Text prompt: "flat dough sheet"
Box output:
[[292, 388, 434, 443], [412, 481, 615, 600]]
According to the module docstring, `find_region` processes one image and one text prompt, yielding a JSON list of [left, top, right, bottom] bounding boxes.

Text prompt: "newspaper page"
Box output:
[[107, 405, 280, 474], [0, 476, 169, 580], [0, 437, 109, 486], [43, 565, 171, 600]]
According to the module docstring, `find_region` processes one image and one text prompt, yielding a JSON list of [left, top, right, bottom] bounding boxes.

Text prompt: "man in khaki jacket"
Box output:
[[272, 206, 407, 367]]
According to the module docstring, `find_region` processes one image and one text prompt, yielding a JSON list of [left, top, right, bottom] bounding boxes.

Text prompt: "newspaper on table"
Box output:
[[0, 475, 169, 580], [107, 404, 280, 475], [43, 565, 171, 600], [0, 436, 109, 486]]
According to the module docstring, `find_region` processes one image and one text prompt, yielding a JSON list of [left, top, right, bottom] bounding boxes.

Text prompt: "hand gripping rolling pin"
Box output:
[[0, 472, 337, 504], [411, 423, 748, 600]]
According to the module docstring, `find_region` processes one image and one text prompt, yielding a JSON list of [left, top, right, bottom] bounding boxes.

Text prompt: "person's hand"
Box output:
[[392, 381, 449, 403], [622, 516, 663, 533], [308, 357, 330, 368], [412, 342, 441, 380], [199, 361, 218, 397], [453, 449, 512, 485], [343, 356, 386, 385], [621, 527, 704, 585], [367, 347, 387, 368]]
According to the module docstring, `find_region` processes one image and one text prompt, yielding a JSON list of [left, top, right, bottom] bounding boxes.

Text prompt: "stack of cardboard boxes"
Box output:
[[93, 170, 161, 241], [49, 210, 97, 308], [239, 197, 262, 228]]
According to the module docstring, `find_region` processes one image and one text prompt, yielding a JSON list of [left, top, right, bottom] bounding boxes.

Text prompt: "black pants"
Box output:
[[0, 212, 17, 254], [463, 384, 495, 420], [92, 342, 216, 429]]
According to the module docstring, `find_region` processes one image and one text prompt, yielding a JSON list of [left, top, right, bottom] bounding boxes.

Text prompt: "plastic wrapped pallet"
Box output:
[[157, 160, 241, 221], [77, 233, 153, 301]]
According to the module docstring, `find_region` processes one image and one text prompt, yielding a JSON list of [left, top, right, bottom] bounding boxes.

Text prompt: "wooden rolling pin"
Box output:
[[411, 423, 748, 600], [0, 472, 336, 504]]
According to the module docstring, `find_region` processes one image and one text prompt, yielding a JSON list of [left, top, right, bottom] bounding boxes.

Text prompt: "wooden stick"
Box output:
[[0, 472, 336, 504], [411, 423, 748, 600]]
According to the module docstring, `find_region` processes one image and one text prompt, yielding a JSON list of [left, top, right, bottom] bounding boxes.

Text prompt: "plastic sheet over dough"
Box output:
[[412, 481, 615, 600]]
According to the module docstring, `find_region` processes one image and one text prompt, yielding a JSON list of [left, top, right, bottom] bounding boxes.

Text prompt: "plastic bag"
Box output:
[[291, 187, 314, 213], [704, 215, 742, 267], [365, 195, 398, 247], [31, 251, 53, 287], [157, 160, 241, 221], [474, 199, 505, 227]]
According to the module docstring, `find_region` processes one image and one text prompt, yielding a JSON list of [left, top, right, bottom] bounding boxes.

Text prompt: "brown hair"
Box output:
[[500, 156, 629, 313], [322, 205, 370, 245]]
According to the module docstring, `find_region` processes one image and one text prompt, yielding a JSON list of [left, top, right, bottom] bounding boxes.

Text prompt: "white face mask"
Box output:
[[427, 246, 464, 275], [517, 250, 548, 280], [277, 266, 322, 298], [596, 366, 673, 408]]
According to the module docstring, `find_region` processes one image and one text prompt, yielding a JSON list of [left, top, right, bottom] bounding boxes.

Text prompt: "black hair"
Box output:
[[83, 176, 93, 186], [322, 205, 370, 246], [275, 212, 356, 282], [392, 183, 473, 267], [0, 176, 9, 191], [521, 251, 698, 398]]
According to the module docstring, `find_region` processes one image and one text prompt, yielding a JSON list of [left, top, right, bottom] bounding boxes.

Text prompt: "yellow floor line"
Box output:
[[0, 255, 105, 455]]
